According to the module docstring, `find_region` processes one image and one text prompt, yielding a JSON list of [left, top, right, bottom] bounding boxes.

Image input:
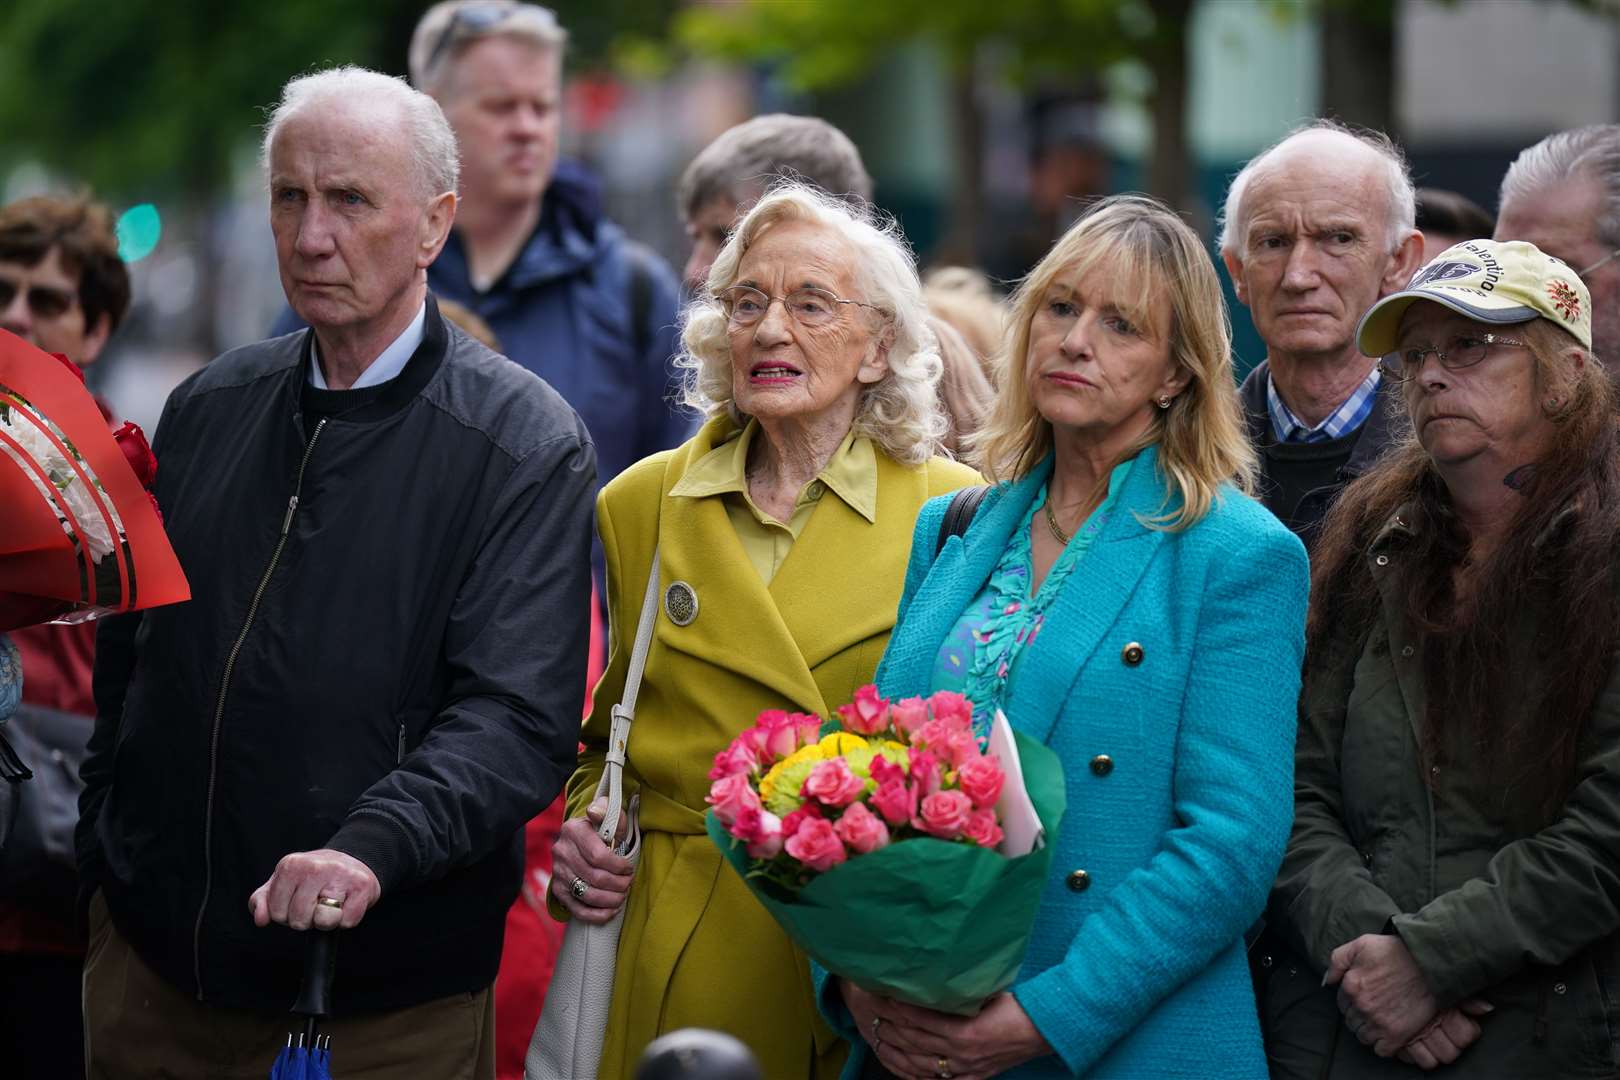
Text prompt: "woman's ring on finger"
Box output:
[[570, 876, 588, 900], [936, 1056, 953, 1078]]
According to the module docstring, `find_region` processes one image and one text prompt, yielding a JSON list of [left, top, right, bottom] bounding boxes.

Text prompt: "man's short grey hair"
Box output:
[[677, 115, 874, 221], [409, 1, 567, 96], [1218, 118, 1416, 255], [677, 182, 945, 465], [262, 66, 460, 199], [1501, 125, 1620, 250]]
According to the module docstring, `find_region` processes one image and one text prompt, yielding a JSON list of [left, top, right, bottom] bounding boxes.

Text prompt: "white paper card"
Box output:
[[990, 708, 1045, 856]]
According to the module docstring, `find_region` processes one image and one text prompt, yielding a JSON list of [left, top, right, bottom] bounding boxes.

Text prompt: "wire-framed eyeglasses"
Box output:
[[1378, 332, 1529, 382], [1579, 248, 1620, 279], [720, 285, 880, 329]]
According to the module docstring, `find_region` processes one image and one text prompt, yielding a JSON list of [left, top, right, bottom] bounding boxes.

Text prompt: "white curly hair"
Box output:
[[676, 182, 946, 465]]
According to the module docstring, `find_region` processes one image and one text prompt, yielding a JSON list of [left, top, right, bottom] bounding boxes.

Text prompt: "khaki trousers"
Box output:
[[82, 893, 496, 1080]]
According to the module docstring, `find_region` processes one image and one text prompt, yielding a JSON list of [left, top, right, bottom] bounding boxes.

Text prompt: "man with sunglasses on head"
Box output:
[[0, 194, 130, 1080], [1496, 125, 1620, 372], [405, 1, 688, 493]]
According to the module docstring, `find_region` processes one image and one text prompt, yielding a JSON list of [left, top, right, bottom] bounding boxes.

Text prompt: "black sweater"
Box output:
[[80, 297, 597, 1012]]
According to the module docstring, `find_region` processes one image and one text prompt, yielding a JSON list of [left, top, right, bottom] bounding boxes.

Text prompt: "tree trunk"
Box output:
[[1146, 0, 1194, 212], [1320, 0, 1398, 136], [941, 58, 984, 266]]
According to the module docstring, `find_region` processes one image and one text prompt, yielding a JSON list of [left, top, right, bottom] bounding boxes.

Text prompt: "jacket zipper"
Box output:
[[191, 418, 327, 1000]]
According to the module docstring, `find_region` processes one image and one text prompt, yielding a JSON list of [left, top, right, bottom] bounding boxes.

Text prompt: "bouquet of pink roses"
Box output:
[[703, 685, 1065, 1014]]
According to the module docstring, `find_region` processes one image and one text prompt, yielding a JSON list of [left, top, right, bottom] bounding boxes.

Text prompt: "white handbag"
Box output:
[[526, 549, 661, 1080]]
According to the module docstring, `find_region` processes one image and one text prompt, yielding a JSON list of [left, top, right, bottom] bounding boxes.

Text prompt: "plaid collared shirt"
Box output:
[[1267, 367, 1381, 443]]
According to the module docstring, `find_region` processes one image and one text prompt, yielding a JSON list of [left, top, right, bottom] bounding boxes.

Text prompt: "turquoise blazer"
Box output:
[[816, 447, 1308, 1078]]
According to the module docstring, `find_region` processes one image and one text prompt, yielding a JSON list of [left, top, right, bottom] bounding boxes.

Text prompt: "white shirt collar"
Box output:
[[308, 302, 427, 390]]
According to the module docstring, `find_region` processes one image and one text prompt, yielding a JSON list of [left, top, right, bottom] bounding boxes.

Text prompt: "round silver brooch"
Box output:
[[664, 581, 698, 626]]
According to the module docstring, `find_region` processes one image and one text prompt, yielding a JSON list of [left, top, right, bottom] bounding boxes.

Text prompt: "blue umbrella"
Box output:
[[271, 931, 336, 1080]]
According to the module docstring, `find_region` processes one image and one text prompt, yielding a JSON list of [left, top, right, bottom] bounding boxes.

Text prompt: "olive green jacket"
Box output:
[[1264, 508, 1620, 1078]]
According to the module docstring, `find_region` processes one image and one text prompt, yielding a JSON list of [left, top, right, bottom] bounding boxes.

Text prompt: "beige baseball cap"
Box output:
[[1357, 239, 1592, 357]]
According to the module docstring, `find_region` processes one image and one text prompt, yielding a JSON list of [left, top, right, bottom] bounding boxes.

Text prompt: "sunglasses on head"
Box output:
[[0, 277, 76, 319], [424, 1, 530, 73]]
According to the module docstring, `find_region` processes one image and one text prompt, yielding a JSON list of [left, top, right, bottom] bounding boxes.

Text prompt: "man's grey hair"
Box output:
[[678, 182, 946, 465], [262, 66, 460, 199], [1500, 125, 1620, 250], [409, 1, 567, 97], [677, 115, 873, 221], [1218, 118, 1416, 256]]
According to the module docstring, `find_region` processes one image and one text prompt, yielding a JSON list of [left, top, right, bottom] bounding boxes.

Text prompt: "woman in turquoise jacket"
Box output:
[[816, 195, 1308, 1079]]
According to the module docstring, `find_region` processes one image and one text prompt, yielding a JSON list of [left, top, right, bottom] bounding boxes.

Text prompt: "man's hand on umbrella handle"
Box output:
[[249, 848, 381, 932]]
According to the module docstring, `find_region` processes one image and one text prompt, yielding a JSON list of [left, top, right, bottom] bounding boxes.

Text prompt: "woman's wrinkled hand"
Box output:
[[847, 986, 1051, 1080], [1396, 998, 1494, 1070], [549, 797, 633, 924], [1324, 933, 1439, 1056]]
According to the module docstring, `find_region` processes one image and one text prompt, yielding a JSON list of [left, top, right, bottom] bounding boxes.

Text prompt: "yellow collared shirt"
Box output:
[[669, 418, 879, 584]]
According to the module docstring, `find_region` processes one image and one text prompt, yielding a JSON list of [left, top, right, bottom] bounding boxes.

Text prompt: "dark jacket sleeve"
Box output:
[[325, 426, 598, 895], [1269, 623, 1403, 973], [1393, 656, 1620, 1004]]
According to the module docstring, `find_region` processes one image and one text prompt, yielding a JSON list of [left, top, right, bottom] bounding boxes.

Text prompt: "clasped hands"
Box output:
[[1325, 933, 1493, 1070], [841, 979, 1050, 1080]]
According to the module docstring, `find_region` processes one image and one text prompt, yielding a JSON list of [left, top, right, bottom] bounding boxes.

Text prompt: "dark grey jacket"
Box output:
[[78, 297, 596, 1012], [1264, 508, 1620, 1078]]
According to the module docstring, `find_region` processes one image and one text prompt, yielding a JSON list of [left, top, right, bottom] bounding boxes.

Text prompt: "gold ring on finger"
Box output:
[[316, 896, 344, 910]]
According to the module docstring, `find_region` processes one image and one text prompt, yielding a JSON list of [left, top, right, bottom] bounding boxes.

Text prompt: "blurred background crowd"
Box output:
[[3, 0, 1614, 437]]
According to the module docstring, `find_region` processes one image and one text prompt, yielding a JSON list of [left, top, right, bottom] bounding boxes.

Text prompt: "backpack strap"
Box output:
[[935, 485, 989, 558]]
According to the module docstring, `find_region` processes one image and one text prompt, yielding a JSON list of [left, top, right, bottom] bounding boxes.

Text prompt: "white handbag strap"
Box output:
[[594, 546, 660, 847]]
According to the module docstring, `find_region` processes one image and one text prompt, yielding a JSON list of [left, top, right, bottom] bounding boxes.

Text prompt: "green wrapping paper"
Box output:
[[706, 728, 1066, 1015]]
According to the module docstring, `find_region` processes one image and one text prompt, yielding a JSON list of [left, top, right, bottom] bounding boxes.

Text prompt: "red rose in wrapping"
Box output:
[[111, 421, 157, 487]]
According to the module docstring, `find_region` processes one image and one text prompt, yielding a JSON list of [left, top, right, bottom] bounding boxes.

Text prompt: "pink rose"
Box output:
[[927, 690, 974, 729], [803, 758, 867, 808], [785, 817, 848, 872], [913, 719, 978, 769], [868, 754, 907, 787], [956, 755, 1006, 809], [791, 712, 824, 750], [837, 684, 891, 736], [706, 772, 762, 827], [732, 805, 785, 858], [910, 749, 943, 797], [869, 778, 917, 826], [914, 789, 973, 839], [890, 697, 930, 739], [746, 710, 801, 761], [708, 739, 760, 781], [833, 801, 890, 854], [780, 802, 822, 839], [962, 808, 1004, 850]]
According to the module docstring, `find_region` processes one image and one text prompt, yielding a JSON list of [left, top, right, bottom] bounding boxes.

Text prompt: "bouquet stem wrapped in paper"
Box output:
[[0, 330, 188, 632], [704, 687, 1065, 1014]]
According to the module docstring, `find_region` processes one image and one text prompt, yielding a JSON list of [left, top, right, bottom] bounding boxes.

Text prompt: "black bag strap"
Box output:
[[935, 485, 989, 557]]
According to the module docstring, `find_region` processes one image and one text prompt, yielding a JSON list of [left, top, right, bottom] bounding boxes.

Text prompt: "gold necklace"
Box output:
[[1043, 499, 1072, 545]]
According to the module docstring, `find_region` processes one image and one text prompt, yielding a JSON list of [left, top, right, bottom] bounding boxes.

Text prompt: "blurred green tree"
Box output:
[[676, 0, 1197, 218]]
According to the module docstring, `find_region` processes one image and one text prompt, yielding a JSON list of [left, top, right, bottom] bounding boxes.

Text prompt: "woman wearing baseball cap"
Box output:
[[1263, 239, 1620, 1077]]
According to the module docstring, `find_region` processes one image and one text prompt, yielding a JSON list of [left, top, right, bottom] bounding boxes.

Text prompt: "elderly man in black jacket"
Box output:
[[77, 65, 594, 1079]]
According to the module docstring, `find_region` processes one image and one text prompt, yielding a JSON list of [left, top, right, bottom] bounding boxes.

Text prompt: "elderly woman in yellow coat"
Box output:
[[547, 183, 981, 1078]]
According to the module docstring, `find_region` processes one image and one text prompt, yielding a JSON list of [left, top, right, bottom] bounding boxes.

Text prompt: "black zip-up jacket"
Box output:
[[77, 297, 596, 1013]]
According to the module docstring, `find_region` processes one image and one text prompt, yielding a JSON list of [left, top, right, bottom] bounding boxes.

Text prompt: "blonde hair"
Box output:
[[923, 266, 1007, 383], [973, 194, 1256, 530], [677, 182, 946, 465]]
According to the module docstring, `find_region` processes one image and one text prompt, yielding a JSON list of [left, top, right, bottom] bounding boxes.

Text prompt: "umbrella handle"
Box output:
[[291, 929, 337, 1019]]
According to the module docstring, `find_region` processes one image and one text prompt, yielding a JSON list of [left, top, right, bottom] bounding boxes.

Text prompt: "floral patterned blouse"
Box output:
[[0, 635, 20, 725], [931, 458, 1132, 731]]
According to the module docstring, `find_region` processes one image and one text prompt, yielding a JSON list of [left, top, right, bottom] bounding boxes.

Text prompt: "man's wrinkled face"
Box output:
[[438, 37, 562, 208], [1496, 173, 1620, 370], [1225, 139, 1409, 364], [269, 103, 441, 337], [0, 247, 109, 367]]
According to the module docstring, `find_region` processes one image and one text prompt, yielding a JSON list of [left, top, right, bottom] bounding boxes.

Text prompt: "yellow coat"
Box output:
[[563, 416, 979, 1078]]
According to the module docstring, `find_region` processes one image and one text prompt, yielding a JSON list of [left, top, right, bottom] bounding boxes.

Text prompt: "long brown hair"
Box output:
[[1309, 318, 1620, 823]]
